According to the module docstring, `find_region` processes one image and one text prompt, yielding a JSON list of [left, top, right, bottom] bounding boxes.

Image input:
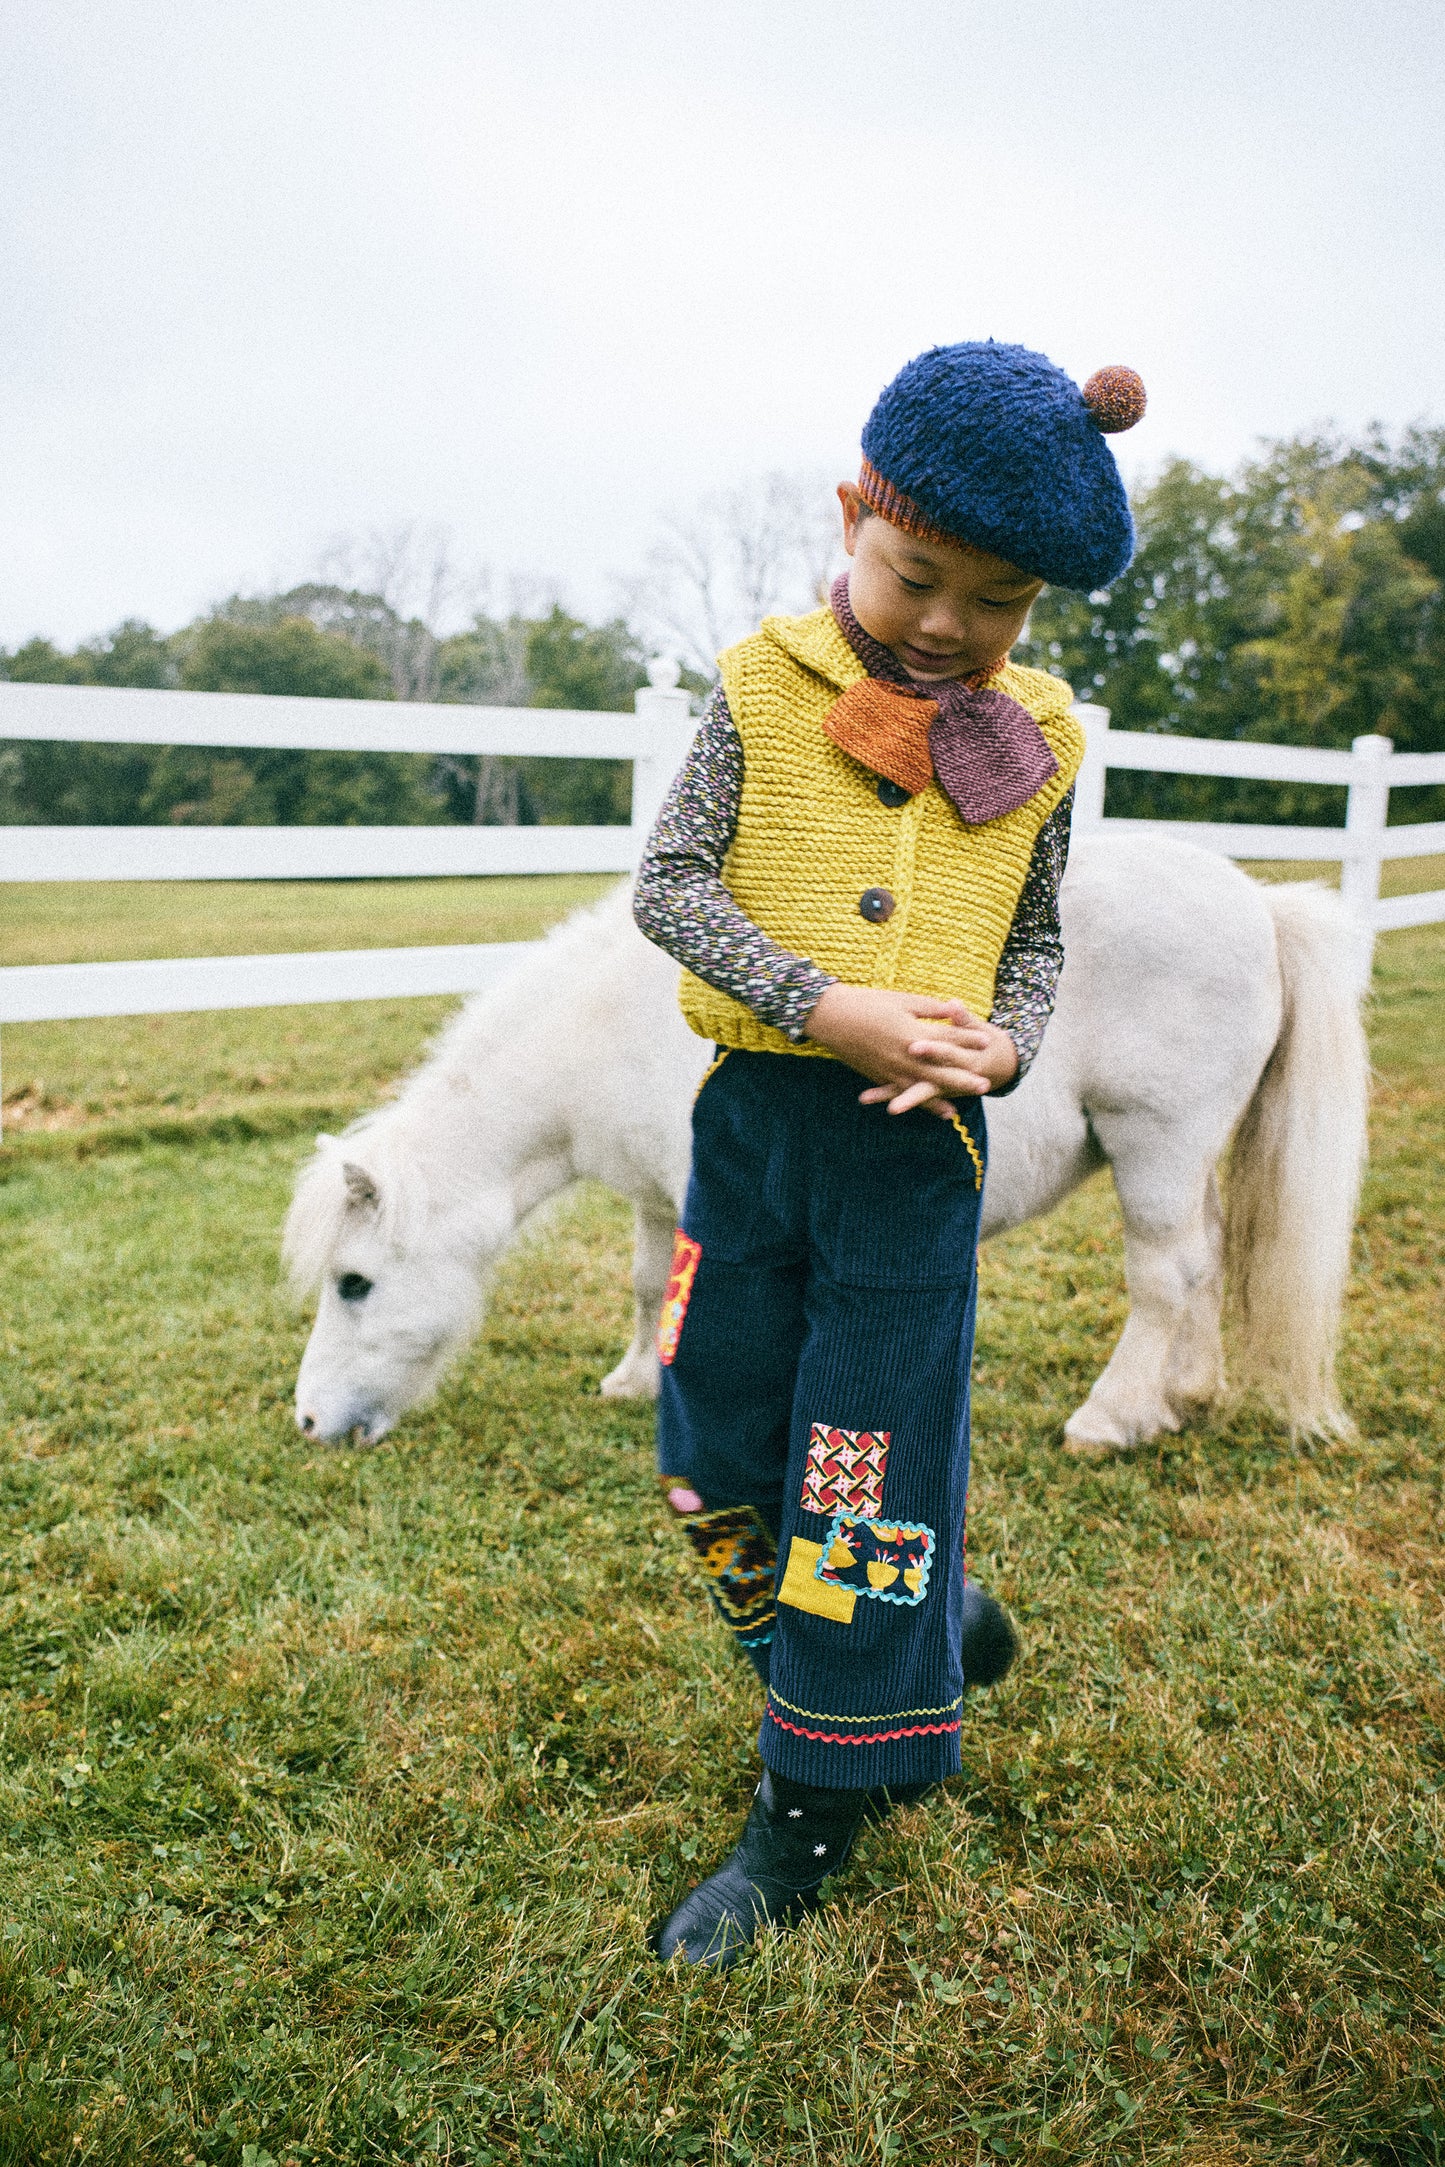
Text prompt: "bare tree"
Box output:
[[311, 524, 492, 701], [429, 614, 534, 824], [626, 470, 847, 680]]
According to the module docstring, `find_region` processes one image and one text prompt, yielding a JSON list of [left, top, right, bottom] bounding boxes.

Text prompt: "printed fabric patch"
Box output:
[[656, 1229, 702, 1366], [799, 1425, 890, 1520], [680, 1506, 777, 1645], [815, 1514, 936, 1608]]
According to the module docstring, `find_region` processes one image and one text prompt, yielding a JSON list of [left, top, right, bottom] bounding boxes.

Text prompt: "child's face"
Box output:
[[838, 484, 1043, 681]]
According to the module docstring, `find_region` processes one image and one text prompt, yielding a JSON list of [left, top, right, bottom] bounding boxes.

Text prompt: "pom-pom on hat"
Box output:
[[858, 342, 1145, 592]]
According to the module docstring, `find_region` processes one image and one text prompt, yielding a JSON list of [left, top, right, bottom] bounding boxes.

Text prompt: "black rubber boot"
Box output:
[[958, 1580, 1018, 1687], [860, 1586, 1015, 1825], [652, 1770, 866, 1970]]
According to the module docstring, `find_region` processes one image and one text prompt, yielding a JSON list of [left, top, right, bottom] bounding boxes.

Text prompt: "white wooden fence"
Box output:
[[1, 675, 1442, 1136], [1068, 707, 1445, 935]]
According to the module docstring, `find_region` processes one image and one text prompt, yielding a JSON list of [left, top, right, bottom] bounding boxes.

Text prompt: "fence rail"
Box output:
[[0, 825, 640, 882], [2, 679, 1443, 1136]]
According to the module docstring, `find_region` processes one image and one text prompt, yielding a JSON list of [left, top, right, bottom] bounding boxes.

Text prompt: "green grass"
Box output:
[[0, 881, 1441, 2163], [0, 875, 623, 969]]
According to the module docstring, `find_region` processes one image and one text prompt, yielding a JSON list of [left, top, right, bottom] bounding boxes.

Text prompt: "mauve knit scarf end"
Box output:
[[829, 575, 1057, 825]]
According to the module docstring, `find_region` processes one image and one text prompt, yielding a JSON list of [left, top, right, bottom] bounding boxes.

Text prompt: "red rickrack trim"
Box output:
[[857, 458, 981, 554], [765, 1711, 962, 1746]]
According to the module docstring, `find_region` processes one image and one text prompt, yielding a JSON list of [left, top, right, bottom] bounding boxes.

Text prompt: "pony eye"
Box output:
[[336, 1273, 373, 1303]]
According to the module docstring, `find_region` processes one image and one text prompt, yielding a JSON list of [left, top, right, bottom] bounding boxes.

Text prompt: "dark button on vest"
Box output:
[[859, 887, 896, 925], [876, 778, 912, 808]]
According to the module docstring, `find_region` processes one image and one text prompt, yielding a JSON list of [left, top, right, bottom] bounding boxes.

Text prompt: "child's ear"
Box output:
[[837, 481, 863, 555]]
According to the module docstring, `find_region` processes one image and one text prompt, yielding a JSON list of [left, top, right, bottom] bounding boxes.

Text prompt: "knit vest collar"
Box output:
[[772, 574, 1062, 825]]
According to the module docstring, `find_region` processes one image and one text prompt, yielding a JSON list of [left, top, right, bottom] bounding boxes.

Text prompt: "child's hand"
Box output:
[[804, 986, 1018, 1115], [861, 1007, 1019, 1114]]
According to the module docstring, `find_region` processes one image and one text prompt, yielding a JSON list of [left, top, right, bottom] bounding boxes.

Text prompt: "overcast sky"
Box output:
[[3, 0, 1443, 647]]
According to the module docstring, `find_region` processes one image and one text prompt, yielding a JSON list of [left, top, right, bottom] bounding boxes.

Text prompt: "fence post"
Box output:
[[630, 657, 696, 863], [1069, 704, 1111, 841], [1341, 732, 1392, 979]]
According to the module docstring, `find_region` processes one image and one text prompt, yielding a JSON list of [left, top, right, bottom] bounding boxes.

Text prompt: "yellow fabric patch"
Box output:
[[778, 1537, 857, 1624], [678, 606, 1084, 1053]]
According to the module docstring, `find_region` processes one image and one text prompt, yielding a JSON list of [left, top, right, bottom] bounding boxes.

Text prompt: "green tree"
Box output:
[[432, 608, 645, 825], [80, 618, 176, 688], [1020, 430, 1445, 823], [4, 636, 91, 685], [525, 606, 647, 713], [153, 614, 441, 826], [521, 608, 645, 824], [3, 618, 175, 689], [0, 620, 176, 821], [204, 583, 439, 700], [179, 616, 393, 701]]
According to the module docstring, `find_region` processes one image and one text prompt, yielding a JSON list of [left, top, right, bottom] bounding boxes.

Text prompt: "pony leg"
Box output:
[[1162, 1169, 1226, 1415], [1064, 1171, 1223, 1453], [599, 1199, 674, 1400]]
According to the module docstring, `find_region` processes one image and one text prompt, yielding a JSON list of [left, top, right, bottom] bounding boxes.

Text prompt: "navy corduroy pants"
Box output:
[[657, 1049, 986, 1791]]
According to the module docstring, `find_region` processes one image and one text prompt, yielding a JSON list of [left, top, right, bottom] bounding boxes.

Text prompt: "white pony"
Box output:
[[284, 832, 1368, 1454]]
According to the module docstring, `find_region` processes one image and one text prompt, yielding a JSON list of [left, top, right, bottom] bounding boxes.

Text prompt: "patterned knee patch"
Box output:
[[817, 1514, 936, 1606], [777, 1515, 937, 1622], [799, 1425, 889, 1518], [673, 1502, 777, 1649]]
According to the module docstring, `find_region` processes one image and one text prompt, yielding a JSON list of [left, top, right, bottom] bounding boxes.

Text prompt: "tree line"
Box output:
[[0, 593, 648, 828], [3, 424, 1442, 828], [1018, 425, 1445, 823]]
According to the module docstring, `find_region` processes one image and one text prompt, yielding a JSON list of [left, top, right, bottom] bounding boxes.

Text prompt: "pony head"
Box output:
[[283, 1125, 513, 1444]]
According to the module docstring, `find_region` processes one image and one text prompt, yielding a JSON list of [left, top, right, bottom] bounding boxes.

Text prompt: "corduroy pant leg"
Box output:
[[655, 1052, 812, 1663], [758, 1059, 986, 1792]]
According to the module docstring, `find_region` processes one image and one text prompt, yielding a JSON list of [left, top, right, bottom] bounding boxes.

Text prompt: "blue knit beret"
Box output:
[[859, 342, 1145, 592]]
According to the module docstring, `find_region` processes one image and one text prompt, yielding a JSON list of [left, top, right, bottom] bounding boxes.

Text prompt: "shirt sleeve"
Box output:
[[987, 789, 1072, 1093], [632, 681, 836, 1040]]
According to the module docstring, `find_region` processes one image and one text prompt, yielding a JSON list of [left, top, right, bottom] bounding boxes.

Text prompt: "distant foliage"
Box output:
[[432, 606, 647, 825], [1018, 427, 1445, 823], [178, 616, 393, 702], [3, 618, 176, 691], [5, 430, 1442, 826], [0, 596, 642, 828]]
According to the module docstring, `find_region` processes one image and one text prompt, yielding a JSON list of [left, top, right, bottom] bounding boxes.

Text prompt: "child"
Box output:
[[633, 341, 1146, 1968]]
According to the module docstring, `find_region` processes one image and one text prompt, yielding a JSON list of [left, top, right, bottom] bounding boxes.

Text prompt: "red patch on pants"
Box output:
[[656, 1230, 702, 1366], [800, 1425, 890, 1519]]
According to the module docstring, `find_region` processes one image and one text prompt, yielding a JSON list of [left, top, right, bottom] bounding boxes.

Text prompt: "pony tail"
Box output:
[[1224, 882, 1369, 1435]]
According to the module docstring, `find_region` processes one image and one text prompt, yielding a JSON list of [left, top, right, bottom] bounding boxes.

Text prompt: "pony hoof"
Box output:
[[1063, 1404, 1183, 1456], [1063, 1434, 1133, 1461], [599, 1357, 660, 1401], [1062, 1408, 1143, 1456]]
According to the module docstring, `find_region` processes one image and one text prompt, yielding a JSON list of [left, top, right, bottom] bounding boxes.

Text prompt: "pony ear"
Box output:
[[342, 1161, 381, 1212]]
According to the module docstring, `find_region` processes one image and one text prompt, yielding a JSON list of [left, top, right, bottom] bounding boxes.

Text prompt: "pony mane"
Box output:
[[282, 880, 639, 1296], [282, 1115, 417, 1295]]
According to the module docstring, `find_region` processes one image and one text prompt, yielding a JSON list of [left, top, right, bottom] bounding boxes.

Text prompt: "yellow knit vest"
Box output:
[[678, 606, 1084, 1055]]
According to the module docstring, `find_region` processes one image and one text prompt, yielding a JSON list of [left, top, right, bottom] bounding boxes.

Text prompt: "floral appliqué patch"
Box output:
[[815, 1514, 935, 1607], [679, 1506, 777, 1646], [799, 1425, 890, 1519], [656, 1230, 702, 1366]]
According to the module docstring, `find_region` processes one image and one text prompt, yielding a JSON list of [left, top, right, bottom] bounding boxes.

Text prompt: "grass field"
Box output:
[[0, 873, 1442, 2164]]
